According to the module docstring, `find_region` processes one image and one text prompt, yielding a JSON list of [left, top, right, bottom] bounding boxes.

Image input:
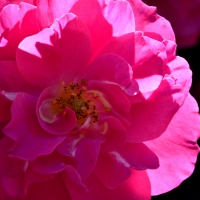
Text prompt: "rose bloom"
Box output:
[[0, 0, 199, 200], [142, 0, 200, 48]]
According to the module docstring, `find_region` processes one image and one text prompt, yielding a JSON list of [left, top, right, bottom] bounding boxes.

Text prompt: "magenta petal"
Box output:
[[0, 61, 40, 95], [58, 132, 104, 180], [74, 136, 103, 179], [0, 93, 11, 121], [145, 94, 200, 195], [37, 87, 77, 135], [17, 13, 91, 88], [63, 165, 88, 192], [68, 170, 151, 200], [94, 152, 131, 189], [127, 75, 184, 142], [99, 116, 127, 152], [0, 136, 25, 197], [29, 151, 67, 174], [117, 143, 159, 170], [86, 80, 131, 125], [23, 167, 55, 194], [22, 175, 72, 200], [3, 93, 65, 160]]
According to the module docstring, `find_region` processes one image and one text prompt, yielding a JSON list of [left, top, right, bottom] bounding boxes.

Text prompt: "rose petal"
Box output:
[[127, 75, 185, 142], [117, 142, 159, 170], [145, 94, 200, 195], [3, 93, 66, 160], [37, 87, 77, 135], [94, 152, 131, 189], [17, 13, 91, 88], [67, 169, 151, 200]]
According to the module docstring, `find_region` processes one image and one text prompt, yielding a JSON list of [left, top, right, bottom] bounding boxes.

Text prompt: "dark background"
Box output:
[[152, 42, 200, 200]]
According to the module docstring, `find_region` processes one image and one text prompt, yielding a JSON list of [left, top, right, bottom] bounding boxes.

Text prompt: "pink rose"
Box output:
[[0, 0, 199, 199], [142, 0, 200, 48]]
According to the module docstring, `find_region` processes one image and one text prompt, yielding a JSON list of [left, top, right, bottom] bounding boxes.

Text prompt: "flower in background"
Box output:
[[0, 0, 199, 199], [142, 0, 200, 48]]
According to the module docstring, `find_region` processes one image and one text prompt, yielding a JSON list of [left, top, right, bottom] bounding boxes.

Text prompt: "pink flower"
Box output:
[[142, 0, 200, 48], [0, 0, 199, 199]]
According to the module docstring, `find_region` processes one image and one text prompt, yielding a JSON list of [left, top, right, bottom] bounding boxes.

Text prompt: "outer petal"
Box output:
[[145, 94, 200, 195], [3, 93, 66, 160], [17, 13, 91, 88], [127, 0, 175, 41], [127, 75, 184, 142], [67, 170, 151, 200]]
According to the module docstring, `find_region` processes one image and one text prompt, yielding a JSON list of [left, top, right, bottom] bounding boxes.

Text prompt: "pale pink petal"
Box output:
[[67, 170, 151, 200], [164, 56, 192, 97], [145, 94, 200, 195], [94, 152, 131, 189], [102, 0, 135, 37], [127, 0, 175, 41], [3, 93, 66, 160], [127, 76, 185, 142], [17, 13, 91, 88]]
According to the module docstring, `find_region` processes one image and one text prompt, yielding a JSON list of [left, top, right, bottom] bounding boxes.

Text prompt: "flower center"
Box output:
[[51, 80, 111, 125]]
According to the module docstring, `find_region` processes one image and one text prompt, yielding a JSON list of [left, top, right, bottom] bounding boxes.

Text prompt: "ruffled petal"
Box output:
[[37, 87, 77, 135], [83, 54, 139, 96], [3, 93, 66, 160], [17, 13, 91, 88], [127, 75, 185, 142], [145, 94, 200, 195], [127, 0, 175, 41]]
